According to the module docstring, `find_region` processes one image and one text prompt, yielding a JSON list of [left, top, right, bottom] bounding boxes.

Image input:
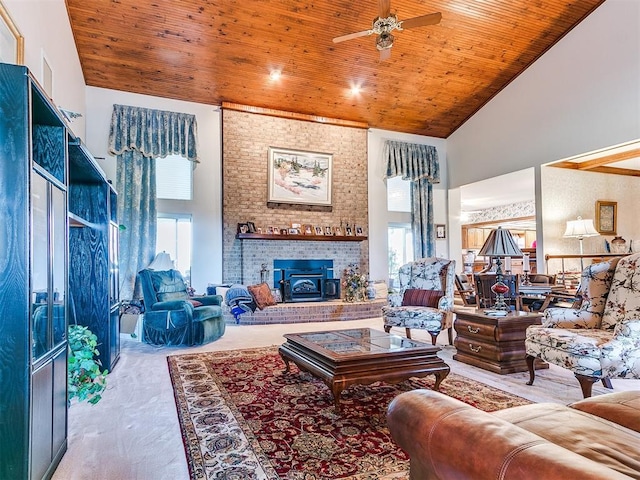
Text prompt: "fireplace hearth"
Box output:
[[274, 259, 340, 303]]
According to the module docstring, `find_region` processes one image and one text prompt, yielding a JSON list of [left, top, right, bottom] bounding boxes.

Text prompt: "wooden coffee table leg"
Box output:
[[331, 381, 344, 413], [432, 368, 450, 391], [279, 350, 292, 373]]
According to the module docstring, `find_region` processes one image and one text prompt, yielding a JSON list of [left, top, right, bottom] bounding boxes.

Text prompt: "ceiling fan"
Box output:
[[332, 0, 442, 60]]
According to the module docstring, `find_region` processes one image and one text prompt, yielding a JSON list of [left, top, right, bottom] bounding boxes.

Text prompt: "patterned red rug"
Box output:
[[167, 346, 531, 479]]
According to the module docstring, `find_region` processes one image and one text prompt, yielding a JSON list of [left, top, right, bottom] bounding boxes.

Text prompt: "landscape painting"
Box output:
[[267, 147, 333, 206]]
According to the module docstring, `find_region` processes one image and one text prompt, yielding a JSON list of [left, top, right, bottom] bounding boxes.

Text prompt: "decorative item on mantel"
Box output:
[[342, 263, 368, 302]]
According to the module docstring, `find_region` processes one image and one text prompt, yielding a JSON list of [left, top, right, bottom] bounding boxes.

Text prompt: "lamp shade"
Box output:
[[478, 227, 523, 257], [147, 252, 175, 270], [563, 216, 599, 239]]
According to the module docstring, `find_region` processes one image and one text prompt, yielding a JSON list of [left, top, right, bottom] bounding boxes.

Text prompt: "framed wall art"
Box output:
[[0, 2, 24, 65], [596, 200, 617, 235], [267, 147, 333, 206], [436, 224, 446, 239]]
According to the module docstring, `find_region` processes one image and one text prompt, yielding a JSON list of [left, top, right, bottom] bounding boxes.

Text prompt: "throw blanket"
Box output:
[[225, 284, 256, 322]]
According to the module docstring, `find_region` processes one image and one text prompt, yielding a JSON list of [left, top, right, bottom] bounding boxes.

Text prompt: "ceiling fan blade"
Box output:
[[400, 12, 442, 30], [379, 47, 392, 61], [333, 29, 372, 43], [378, 0, 391, 18]]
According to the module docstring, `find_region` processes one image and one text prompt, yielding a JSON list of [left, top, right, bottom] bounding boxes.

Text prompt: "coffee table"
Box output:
[[278, 328, 450, 412]]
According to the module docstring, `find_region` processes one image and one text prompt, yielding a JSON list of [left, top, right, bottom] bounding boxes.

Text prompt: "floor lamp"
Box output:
[[563, 216, 599, 270], [478, 227, 523, 311]]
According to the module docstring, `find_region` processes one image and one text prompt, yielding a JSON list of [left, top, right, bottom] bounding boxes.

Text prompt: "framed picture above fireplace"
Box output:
[[267, 147, 333, 206]]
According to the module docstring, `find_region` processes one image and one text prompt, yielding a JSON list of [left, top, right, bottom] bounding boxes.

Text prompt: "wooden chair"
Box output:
[[474, 273, 522, 311], [537, 290, 582, 312], [454, 273, 476, 306], [528, 273, 557, 285]]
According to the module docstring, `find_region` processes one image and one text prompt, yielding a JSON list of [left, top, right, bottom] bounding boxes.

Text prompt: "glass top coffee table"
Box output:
[[278, 328, 450, 412]]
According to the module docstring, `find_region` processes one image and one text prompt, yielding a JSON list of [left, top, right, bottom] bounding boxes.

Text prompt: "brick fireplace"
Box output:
[[221, 109, 369, 287]]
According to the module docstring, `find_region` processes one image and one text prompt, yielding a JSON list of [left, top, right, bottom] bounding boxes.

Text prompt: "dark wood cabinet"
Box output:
[[0, 63, 68, 480], [0, 63, 118, 479], [68, 141, 120, 371]]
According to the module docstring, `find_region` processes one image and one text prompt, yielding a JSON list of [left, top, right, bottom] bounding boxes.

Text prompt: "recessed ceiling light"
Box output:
[[350, 84, 362, 96], [269, 70, 282, 81]]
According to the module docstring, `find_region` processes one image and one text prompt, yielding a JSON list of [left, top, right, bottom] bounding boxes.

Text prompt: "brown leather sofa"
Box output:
[[387, 390, 640, 479]]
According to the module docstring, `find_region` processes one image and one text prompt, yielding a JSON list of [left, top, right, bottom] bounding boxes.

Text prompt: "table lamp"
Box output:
[[478, 227, 523, 310], [563, 216, 599, 270]]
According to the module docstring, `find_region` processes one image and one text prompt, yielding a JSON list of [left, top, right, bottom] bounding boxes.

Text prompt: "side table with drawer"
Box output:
[[453, 308, 548, 374]]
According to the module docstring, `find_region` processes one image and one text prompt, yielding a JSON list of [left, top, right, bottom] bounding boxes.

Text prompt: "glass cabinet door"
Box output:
[[31, 172, 49, 360], [51, 185, 67, 347]]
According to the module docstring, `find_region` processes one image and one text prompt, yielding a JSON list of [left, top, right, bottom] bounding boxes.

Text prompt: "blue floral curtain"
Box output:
[[108, 104, 199, 299], [383, 140, 440, 258]]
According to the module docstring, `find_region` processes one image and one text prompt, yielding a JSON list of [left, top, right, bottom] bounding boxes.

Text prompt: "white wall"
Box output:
[[4, 0, 87, 139], [368, 129, 448, 281], [84, 87, 223, 293], [447, 0, 640, 189]]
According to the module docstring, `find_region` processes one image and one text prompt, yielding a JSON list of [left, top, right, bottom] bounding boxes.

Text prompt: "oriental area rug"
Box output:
[[167, 347, 531, 480]]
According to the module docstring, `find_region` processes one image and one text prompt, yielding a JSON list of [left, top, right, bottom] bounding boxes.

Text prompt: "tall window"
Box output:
[[156, 154, 193, 200], [388, 223, 414, 288], [156, 214, 192, 284], [387, 177, 413, 288], [386, 176, 411, 212]]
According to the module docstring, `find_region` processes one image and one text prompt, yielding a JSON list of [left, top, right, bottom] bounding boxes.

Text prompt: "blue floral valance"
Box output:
[[108, 104, 199, 163], [383, 140, 440, 183]]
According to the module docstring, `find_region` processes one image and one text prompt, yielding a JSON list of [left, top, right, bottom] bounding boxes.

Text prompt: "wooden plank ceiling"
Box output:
[[66, 0, 605, 138]]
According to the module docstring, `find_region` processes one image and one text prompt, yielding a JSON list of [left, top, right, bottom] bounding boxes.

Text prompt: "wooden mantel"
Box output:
[[236, 233, 367, 242]]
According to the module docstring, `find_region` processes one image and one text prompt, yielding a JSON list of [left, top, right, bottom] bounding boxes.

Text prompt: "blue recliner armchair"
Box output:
[[137, 269, 225, 346]]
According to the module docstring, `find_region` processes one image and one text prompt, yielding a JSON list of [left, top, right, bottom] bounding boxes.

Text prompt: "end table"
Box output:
[[453, 307, 548, 374]]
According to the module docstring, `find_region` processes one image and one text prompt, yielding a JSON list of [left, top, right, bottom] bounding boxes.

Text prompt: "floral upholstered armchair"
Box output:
[[525, 253, 640, 397], [383, 257, 456, 345]]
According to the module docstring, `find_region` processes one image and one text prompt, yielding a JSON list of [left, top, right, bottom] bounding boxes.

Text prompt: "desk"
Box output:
[[453, 307, 547, 374]]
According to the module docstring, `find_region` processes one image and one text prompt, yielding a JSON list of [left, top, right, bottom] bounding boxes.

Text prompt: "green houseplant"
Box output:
[[68, 325, 108, 404]]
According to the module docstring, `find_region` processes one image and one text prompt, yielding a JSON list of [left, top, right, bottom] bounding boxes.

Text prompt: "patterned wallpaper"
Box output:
[[466, 200, 535, 224]]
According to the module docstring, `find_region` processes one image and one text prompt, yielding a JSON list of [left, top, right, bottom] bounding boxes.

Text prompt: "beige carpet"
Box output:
[[53, 317, 640, 480]]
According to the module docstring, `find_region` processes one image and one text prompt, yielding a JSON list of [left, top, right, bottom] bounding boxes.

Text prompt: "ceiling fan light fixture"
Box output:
[[372, 14, 400, 35], [376, 32, 394, 51]]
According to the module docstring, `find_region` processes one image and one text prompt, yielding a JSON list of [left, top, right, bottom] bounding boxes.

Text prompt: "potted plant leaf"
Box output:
[[68, 325, 108, 405]]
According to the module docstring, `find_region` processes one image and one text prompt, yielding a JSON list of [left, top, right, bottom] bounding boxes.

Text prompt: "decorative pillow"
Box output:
[[247, 282, 277, 310], [188, 299, 203, 307], [402, 289, 444, 308]]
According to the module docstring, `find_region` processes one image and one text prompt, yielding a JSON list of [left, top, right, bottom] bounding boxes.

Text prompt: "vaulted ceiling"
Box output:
[[66, 0, 605, 138]]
